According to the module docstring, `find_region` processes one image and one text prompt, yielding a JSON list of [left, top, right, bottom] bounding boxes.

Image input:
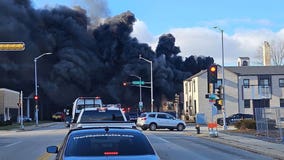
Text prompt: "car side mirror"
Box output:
[[47, 146, 58, 154]]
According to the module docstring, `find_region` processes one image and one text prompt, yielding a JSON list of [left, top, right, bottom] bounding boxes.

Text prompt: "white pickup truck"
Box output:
[[71, 97, 103, 123], [71, 107, 136, 129]]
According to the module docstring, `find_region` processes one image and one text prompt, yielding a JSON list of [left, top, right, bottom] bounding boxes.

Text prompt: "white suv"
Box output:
[[136, 112, 186, 131]]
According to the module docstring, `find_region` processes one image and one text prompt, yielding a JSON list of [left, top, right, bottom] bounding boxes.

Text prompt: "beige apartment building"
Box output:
[[0, 88, 20, 122], [183, 65, 284, 123]]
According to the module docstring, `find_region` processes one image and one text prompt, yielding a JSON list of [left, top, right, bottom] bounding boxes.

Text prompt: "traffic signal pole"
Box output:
[[34, 53, 53, 126], [220, 28, 227, 130], [213, 26, 227, 130], [34, 58, 39, 126]]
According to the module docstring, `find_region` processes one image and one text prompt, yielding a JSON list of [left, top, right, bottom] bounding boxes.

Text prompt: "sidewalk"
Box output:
[[16, 122, 57, 131], [186, 125, 284, 160]]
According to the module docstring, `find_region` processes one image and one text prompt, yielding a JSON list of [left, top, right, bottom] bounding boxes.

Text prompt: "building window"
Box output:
[[279, 79, 284, 87], [244, 99, 250, 108], [258, 75, 271, 86], [243, 79, 250, 88], [280, 99, 284, 107], [193, 80, 195, 92]]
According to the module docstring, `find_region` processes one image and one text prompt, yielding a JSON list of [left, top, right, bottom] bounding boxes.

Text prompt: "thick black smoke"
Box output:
[[0, 0, 213, 117]]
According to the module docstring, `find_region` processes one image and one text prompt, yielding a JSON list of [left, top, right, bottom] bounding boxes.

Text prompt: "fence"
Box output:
[[255, 107, 284, 142]]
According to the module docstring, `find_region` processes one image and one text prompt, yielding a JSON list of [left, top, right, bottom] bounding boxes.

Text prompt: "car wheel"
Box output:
[[141, 127, 147, 130], [177, 124, 185, 131], [149, 123, 157, 131]]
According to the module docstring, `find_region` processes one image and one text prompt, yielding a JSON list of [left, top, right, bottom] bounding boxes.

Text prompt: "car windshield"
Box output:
[[65, 130, 155, 156]]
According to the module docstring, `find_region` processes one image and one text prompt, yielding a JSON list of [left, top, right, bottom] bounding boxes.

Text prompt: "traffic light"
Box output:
[[34, 95, 39, 101], [214, 99, 222, 110], [122, 82, 129, 86], [207, 64, 217, 83], [214, 85, 223, 110], [215, 85, 223, 99], [174, 94, 180, 103]]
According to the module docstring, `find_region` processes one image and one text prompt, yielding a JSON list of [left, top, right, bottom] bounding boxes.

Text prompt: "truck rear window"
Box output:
[[79, 110, 125, 122]]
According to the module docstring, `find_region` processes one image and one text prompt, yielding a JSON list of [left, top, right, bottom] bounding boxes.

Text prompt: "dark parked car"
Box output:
[[47, 127, 160, 160], [125, 112, 139, 123], [217, 113, 254, 126], [20, 116, 32, 122]]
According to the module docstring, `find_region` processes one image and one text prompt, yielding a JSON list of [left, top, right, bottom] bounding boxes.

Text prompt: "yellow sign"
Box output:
[[0, 42, 25, 51]]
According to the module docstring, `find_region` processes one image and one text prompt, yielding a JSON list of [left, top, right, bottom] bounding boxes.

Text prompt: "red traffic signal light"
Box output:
[[123, 82, 129, 86], [34, 95, 39, 100], [208, 64, 217, 83]]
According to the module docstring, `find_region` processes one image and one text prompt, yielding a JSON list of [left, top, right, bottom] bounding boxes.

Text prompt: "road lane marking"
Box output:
[[156, 136, 170, 143], [38, 144, 60, 160], [37, 152, 52, 160], [4, 141, 22, 147]]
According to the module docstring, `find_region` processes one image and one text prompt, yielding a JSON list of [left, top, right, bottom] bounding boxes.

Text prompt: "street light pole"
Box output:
[[34, 52, 53, 126], [130, 74, 142, 111], [213, 26, 227, 130], [139, 55, 154, 112]]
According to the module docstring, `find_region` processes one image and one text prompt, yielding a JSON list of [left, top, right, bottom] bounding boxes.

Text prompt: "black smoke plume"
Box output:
[[0, 0, 213, 118]]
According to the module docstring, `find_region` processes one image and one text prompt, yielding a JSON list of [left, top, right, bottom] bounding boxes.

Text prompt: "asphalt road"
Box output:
[[0, 123, 274, 160], [144, 129, 273, 160], [0, 122, 67, 160]]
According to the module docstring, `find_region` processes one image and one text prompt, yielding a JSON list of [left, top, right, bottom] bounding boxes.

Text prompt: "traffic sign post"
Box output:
[[205, 93, 219, 137], [139, 101, 143, 112]]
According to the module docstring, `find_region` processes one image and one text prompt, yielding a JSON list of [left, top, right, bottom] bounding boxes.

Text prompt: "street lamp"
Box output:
[[34, 52, 53, 126], [139, 55, 154, 112], [130, 74, 143, 111], [213, 26, 227, 130]]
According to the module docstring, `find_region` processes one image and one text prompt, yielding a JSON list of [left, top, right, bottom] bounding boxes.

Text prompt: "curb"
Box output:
[[15, 122, 56, 132]]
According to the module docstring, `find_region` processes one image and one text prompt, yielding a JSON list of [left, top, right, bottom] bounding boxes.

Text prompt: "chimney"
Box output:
[[237, 57, 250, 66], [263, 41, 271, 66]]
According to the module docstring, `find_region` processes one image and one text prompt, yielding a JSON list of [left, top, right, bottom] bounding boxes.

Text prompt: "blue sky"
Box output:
[[32, 0, 284, 66]]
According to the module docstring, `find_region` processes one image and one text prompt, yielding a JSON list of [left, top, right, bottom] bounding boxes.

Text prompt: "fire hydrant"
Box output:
[[195, 124, 200, 134]]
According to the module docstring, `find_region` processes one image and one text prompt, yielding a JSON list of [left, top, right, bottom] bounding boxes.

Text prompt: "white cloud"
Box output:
[[131, 20, 284, 66], [131, 20, 156, 44], [200, 18, 273, 29]]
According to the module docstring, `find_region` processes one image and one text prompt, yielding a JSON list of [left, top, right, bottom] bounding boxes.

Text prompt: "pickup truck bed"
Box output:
[[70, 107, 136, 129]]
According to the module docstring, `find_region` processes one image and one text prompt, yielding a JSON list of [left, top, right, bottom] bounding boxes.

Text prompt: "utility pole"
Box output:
[[139, 55, 154, 112]]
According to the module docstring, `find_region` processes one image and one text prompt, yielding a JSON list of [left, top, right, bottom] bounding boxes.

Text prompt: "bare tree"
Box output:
[[255, 40, 284, 66], [254, 45, 263, 65], [270, 41, 284, 65]]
